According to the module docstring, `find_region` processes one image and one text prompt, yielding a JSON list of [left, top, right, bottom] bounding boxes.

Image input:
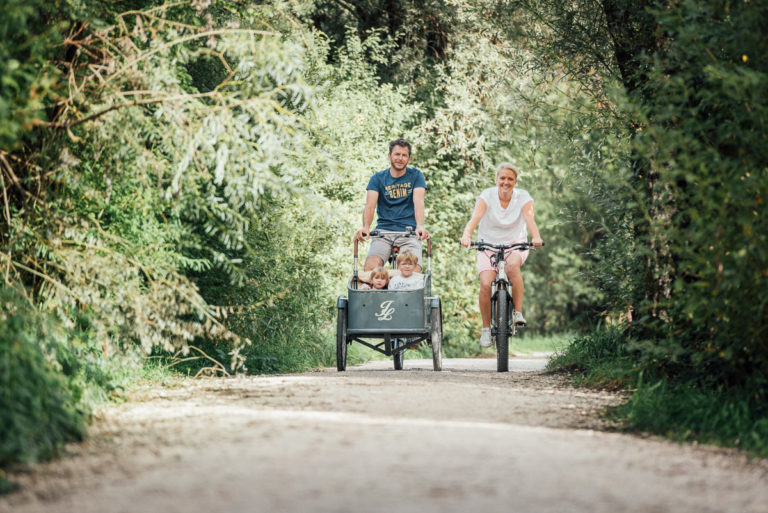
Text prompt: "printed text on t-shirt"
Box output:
[[385, 182, 412, 199]]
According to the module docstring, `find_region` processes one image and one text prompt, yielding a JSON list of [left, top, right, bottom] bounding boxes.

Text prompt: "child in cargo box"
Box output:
[[360, 266, 390, 290], [388, 251, 423, 290]]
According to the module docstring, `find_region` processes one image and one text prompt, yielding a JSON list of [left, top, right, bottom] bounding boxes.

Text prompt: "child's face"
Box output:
[[372, 276, 388, 289], [398, 261, 416, 278]]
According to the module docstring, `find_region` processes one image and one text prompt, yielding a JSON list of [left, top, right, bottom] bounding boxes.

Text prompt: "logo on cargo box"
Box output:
[[375, 300, 395, 321]]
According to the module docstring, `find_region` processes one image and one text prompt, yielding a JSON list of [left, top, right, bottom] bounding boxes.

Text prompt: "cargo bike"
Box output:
[[336, 229, 442, 371]]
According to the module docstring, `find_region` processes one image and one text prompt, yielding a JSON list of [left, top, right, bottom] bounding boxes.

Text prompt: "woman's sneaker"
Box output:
[[479, 328, 492, 348], [513, 311, 527, 326]]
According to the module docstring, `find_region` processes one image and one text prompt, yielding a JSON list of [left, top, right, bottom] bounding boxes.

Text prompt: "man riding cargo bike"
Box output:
[[337, 139, 442, 371]]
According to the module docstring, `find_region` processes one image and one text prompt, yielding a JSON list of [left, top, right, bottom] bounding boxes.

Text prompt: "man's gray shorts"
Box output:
[[368, 231, 423, 267]]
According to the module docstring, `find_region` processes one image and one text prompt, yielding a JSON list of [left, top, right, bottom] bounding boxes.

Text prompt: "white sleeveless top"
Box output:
[[477, 187, 533, 244]]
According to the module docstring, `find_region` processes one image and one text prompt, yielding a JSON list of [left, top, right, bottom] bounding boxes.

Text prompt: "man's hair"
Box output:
[[370, 266, 390, 282], [396, 251, 419, 265], [389, 138, 412, 156], [496, 162, 519, 179]]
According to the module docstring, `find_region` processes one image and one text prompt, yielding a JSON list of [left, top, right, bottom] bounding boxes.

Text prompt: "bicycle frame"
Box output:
[[488, 247, 514, 339]]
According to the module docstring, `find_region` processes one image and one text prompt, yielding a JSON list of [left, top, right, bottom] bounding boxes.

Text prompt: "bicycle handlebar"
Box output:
[[369, 227, 416, 238], [467, 240, 544, 251]]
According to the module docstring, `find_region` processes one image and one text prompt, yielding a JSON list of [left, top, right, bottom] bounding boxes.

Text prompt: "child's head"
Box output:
[[369, 267, 390, 289], [396, 251, 419, 278]]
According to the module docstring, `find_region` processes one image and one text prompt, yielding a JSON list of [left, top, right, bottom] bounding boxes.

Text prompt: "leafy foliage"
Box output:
[[0, 286, 86, 468], [2, 3, 320, 366], [0, 0, 64, 151], [0, 1, 335, 472], [630, 1, 768, 389], [191, 200, 337, 374], [505, 0, 768, 452]]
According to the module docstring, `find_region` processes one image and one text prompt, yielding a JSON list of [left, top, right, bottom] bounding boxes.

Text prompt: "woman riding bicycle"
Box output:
[[460, 163, 544, 348]]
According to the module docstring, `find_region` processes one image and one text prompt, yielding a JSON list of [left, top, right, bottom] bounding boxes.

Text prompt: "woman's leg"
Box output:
[[479, 270, 496, 327], [505, 253, 524, 312]]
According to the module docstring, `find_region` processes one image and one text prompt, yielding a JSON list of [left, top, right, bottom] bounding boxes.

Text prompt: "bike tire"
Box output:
[[336, 306, 348, 372], [430, 300, 443, 371], [496, 290, 509, 372], [393, 338, 404, 370]]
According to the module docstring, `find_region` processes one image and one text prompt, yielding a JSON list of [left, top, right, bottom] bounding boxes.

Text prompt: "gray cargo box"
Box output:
[[346, 275, 431, 335]]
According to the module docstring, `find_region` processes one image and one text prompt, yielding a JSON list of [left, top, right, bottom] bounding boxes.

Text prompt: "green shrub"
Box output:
[[180, 200, 340, 375], [616, 377, 768, 457], [551, 327, 768, 456], [0, 286, 86, 470], [548, 327, 637, 388]]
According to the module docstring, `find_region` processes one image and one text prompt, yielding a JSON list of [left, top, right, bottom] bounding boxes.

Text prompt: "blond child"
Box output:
[[360, 266, 390, 290], [388, 251, 424, 290]]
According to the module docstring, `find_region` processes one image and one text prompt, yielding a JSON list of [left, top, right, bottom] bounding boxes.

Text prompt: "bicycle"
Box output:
[[467, 240, 541, 372]]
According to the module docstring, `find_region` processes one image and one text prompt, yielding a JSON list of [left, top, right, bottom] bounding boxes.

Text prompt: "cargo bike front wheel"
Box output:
[[336, 302, 348, 371], [393, 338, 405, 370]]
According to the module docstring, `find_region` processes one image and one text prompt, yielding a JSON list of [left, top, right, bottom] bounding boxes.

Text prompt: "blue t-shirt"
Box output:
[[366, 167, 427, 231]]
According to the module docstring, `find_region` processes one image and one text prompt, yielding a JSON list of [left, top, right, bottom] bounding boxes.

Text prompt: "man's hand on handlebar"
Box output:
[[354, 227, 370, 242], [417, 226, 430, 241]]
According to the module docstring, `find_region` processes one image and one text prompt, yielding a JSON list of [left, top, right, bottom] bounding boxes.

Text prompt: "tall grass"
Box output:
[[616, 377, 768, 455], [549, 327, 768, 457]]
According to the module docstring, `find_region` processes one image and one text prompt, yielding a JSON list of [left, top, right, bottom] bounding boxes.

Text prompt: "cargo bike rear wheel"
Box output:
[[430, 299, 443, 371]]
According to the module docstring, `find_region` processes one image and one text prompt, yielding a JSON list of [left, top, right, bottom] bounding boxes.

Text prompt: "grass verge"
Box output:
[[548, 327, 768, 458]]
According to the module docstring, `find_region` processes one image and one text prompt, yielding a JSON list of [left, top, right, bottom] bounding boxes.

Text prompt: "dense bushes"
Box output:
[[0, 1, 336, 478], [0, 287, 86, 472], [188, 200, 340, 374], [633, 1, 768, 389]]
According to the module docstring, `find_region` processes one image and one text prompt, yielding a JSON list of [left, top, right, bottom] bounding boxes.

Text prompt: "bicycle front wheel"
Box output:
[[495, 290, 509, 372]]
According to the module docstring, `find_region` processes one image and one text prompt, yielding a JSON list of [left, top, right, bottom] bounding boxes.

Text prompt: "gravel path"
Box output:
[[2, 357, 767, 513]]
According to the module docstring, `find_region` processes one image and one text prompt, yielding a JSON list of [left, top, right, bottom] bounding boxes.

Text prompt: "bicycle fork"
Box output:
[[491, 283, 515, 337]]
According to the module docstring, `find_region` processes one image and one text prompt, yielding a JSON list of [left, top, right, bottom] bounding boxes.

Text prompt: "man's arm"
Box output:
[[413, 187, 429, 240], [354, 190, 379, 242], [522, 201, 543, 247]]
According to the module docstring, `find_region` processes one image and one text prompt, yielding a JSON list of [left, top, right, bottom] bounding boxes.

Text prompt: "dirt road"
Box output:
[[2, 357, 767, 513]]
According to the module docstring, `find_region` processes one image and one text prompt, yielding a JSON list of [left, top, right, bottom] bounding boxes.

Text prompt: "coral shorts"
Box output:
[[477, 241, 529, 275]]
